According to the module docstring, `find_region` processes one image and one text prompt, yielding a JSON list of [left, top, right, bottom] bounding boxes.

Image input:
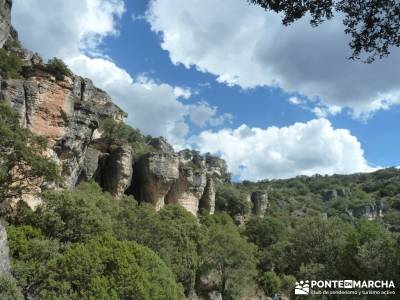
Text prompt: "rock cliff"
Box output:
[[0, 0, 12, 48], [0, 1, 229, 216]]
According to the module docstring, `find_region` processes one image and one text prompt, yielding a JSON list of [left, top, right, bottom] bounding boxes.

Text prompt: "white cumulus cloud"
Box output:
[[147, 0, 400, 118], [195, 119, 375, 180]]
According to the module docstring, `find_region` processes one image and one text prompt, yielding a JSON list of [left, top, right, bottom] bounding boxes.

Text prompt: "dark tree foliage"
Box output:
[[0, 48, 23, 79], [248, 0, 400, 62]]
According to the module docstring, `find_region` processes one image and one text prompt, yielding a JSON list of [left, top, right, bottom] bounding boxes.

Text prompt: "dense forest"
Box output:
[[1, 98, 400, 299]]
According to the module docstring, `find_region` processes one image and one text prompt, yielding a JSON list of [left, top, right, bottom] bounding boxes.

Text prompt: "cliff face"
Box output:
[[0, 222, 11, 277], [0, 0, 229, 216], [0, 0, 12, 48]]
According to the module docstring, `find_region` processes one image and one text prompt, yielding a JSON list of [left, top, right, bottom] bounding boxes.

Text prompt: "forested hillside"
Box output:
[[1, 0, 399, 299], [1, 96, 400, 299]]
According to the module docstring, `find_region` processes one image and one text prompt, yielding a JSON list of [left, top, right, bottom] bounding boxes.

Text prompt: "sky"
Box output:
[[10, 0, 400, 181]]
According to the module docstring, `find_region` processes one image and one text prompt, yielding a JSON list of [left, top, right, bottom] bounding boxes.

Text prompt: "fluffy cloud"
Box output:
[[12, 0, 125, 59], [66, 55, 188, 141], [195, 119, 374, 180], [147, 0, 400, 118], [11, 0, 207, 143], [288, 96, 303, 105], [188, 102, 233, 127], [173, 86, 192, 99]]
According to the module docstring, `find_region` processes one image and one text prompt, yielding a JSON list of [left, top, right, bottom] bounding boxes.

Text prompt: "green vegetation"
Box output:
[[2, 103, 400, 298], [9, 182, 258, 298], [215, 183, 250, 218], [199, 213, 257, 299], [46, 57, 72, 81], [0, 276, 24, 300], [0, 104, 58, 204], [39, 236, 184, 300], [0, 48, 23, 79], [99, 118, 156, 160]]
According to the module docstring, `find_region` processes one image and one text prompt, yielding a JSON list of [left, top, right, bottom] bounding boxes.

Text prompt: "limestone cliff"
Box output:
[[0, 0, 231, 217], [0, 0, 12, 48]]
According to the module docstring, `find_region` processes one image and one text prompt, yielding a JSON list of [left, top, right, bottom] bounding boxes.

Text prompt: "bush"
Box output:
[[0, 276, 24, 300], [99, 118, 156, 159], [259, 271, 281, 297], [198, 213, 258, 299], [26, 182, 119, 243], [215, 184, 250, 217], [7, 225, 60, 292], [0, 48, 23, 79], [46, 57, 72, 81], [38, 236, 185, 300]]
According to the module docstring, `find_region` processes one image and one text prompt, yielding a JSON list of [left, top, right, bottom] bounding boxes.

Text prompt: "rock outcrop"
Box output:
[[102, 144, 133, 197], [321, 188, 349, 202], [347, 201, 384, 220], [2, 74, 126, 188], [251, 190, 269, 216], [0, 2, 229, 217], [128, 149, 227, 216], [132, 152, 180, 211], [0, 0, 12, 48], [0, 222, 11, 277]]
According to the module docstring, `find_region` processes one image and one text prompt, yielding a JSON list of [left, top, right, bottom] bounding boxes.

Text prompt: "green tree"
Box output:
[[259, 271, 281, 297], [116, 203, 201, 294], [38, 236, 185, 300], [215, 184, 250, 217], [0, 48, 22, 79], [26, 182, 118, 243], [46, 57, 72, 81], [286, 217, 350, 278], [7, 225, 60, 294], [244, 215, 287, 248], [0, 276, 24, 300], [199, 213, 258, 299]]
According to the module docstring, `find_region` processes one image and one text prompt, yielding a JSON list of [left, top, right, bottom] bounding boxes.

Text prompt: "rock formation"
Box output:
[[0, 222, 11, 277], [321, 188, 349, 202], [347, 201, 384, 220], [251, 190, 269, 216], [0, 0, 229, 217], [102, 144, 133, 198], [0, 0, 12, 48], [130, 149, 227, 216]]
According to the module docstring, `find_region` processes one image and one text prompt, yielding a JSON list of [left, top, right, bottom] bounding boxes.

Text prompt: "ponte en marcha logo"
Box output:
[[295, 280, 396, 296]]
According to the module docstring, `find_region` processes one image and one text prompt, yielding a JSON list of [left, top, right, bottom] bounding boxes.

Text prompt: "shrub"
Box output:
[[0, 276, 24, 300], [46, 57, 72, 81], [259, 271, 281, 297], [38, 236, 185, 300], [0, 48, 23, 79], [215, 184, 250, 217]]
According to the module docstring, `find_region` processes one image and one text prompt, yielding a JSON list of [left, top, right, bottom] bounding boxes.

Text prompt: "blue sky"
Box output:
[[11, 0, 400, 180]]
